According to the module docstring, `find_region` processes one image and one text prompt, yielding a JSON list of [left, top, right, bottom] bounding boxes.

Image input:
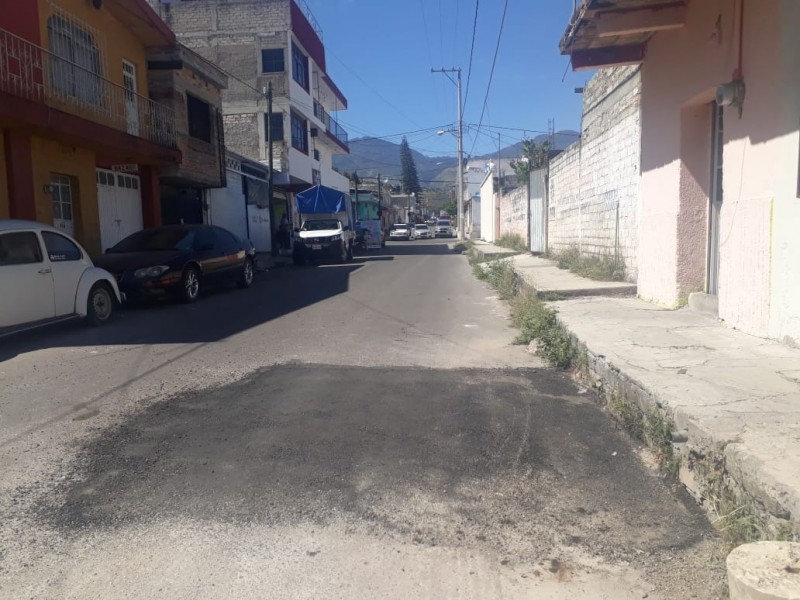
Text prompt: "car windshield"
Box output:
[[301, 220, 340, 231], [415, 225, 428, 230], [109, 228, 195, 252], [437, 221, 450, 226], [392, 225, 409, 230]]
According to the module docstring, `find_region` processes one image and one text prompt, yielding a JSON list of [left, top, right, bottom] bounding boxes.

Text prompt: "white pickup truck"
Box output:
[[293, 185, 356, 265], [293, 217, 354, 265]]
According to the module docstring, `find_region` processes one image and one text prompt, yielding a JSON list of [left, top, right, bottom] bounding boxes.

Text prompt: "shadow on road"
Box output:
[[0, 240, 460, 362]]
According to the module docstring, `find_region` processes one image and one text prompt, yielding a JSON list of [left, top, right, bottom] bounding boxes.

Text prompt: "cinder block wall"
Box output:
[[498, 185, 528, 242], [547, 66, 641, 281]]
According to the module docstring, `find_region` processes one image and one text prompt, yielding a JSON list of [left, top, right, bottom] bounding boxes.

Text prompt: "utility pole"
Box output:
[[431, 66, 464, 240], [265, 82, 275, 224]]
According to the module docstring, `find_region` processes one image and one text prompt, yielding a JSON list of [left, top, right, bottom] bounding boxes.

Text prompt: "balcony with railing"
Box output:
[[0, 28, 177, 150], [312, 99, 348, 152]]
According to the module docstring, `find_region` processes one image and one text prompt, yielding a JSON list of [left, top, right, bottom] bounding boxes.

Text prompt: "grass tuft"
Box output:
[[550, 245, 626, 281], [495, 234, 528, 253]]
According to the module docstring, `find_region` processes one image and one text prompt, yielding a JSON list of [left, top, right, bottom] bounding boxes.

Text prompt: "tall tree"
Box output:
[[511, 139, 552, 184], [399, 136, 422, 196]]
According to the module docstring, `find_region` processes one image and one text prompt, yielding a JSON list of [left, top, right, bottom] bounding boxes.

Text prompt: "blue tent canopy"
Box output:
[[295, 184, 347, 214]]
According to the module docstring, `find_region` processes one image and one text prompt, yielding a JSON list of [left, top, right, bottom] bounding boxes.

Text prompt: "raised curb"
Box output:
[[727, 542, 800, 599]]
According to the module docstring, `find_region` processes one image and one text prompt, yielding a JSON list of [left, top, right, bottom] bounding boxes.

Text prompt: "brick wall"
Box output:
[[547, 66, 641, 281], [498, 185, 528, 242], [223, 113, 260, 160]]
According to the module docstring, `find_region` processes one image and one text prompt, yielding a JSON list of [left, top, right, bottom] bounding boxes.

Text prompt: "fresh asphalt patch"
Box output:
[[19, 363, 726, 597]]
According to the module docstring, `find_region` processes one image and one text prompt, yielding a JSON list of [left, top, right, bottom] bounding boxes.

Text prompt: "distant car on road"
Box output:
[[0, 220, 122, 335], [94, 225, 255, 303], [434, 220, 454, 238], [414, 224, 431, 239], [389, 224, 413, 241]]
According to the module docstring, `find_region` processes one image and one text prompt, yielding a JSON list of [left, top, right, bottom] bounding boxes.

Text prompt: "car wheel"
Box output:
[[86, 282, 114, 326], [238, 257, 254, 288], [338, 242, 348, 263], [181, 265, 201, 303]]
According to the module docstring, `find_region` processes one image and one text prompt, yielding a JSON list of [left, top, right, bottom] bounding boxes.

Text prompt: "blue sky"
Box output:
[[302, 0, 590, 158]]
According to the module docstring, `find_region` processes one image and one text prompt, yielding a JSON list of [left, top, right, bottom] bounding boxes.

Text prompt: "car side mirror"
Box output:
[[343, 225, 351, 231]]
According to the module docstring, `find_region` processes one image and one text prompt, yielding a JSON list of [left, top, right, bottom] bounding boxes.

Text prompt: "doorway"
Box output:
[[50, 173, 74, 237]]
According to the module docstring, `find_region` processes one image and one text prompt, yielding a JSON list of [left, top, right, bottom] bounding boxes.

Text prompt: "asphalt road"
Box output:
[[0, 239, 727, 599]]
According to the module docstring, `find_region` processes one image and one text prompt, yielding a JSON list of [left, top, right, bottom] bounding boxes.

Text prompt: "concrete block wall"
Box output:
[[498, 185, 528, 242], [547, 142, 582, 251], [547, 67, 641, 281]]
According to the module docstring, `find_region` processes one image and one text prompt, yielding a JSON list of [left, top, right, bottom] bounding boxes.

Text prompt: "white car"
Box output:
[[434, 220, 453, 238], [413, 224, 431, 239], [0, 220, 122, 335]]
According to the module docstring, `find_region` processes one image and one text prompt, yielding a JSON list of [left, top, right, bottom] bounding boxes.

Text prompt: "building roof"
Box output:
[[107, 0, 176, 47], [560, 0, 686, 70]]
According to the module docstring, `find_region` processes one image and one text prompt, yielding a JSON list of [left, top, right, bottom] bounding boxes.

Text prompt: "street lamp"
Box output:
[[431, 67, 464, 240]]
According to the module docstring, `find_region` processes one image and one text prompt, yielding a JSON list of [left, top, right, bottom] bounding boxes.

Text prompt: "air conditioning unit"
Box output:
[[310, 127, 318, 137]]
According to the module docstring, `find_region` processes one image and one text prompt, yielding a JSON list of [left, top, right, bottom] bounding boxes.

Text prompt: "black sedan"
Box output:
[[94, 225, 256, 303]]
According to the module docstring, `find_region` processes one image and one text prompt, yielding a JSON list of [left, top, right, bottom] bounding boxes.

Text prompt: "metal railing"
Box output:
[[0, 28, 177, 149], [312, 99, 348, 149]]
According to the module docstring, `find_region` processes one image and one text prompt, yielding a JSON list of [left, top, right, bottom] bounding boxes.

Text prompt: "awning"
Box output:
[[561, 0, 687, 71]]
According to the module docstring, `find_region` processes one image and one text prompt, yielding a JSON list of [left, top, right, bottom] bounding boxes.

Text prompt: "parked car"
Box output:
[[414, 224, 432, 239], [389, 224, 413, 241], [434, 220, 454, 238], [0, 220, 122, 335], [94, 225, 256, 303]]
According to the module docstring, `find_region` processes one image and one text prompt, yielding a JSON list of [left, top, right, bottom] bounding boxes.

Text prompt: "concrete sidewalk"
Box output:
[[471, 246, 800, 538]]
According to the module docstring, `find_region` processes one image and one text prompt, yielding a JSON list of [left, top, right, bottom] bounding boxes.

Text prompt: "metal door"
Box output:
[[707, 103, 723, 295], [122, 61, 139, 136], [97, 169, 142, 250], [529, 167, 547, 253], [51, 174, 74, 237]]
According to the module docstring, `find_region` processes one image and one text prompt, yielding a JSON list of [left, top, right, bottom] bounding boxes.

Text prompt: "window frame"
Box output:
[[261, 48, 285, 74], [291, 42, 309, 91], [290, 111, 308, 154], [187, 93, 213, 143], [264, 112, 284, 142]]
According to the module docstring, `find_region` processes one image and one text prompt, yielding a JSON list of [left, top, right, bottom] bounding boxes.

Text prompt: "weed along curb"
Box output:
[[467, 254, 799, 550]]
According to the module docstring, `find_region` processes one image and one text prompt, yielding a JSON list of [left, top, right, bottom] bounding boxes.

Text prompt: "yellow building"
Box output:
[[0, 0, 181, 255]]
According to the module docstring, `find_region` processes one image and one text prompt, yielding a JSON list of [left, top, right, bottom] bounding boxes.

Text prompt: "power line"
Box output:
[[469, 0, 510, 157], [463, 0, 480, 112]]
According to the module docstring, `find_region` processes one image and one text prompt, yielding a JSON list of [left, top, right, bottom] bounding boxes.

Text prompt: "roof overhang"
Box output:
[[560, 0, 686, 71], [106, 0, 176, 48]]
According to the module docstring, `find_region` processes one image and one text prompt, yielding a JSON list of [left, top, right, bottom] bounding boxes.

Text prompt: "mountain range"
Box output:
[[332, 130, 579, 188]]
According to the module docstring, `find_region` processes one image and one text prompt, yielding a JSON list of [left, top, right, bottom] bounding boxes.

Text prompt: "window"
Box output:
[[291, 112, 308, 154], [291, 42, 309, 91], [213, 227, 240, 250], [0, 232, 43, 266], [261, 48, 285, 73], [312, 169, 321, 185], [51, 174, 73, 224], [194, 228, 217, 251], [187, 94, 212, 142], [47, 15, 101, 105], [264, 112, 284, 142], [42, 231, 82, 262]]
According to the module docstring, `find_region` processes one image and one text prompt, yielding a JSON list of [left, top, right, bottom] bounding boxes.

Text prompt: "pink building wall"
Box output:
[[638, 0, 800, 342]]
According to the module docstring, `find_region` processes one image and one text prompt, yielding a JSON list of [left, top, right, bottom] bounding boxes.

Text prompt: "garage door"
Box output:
[[97, 169, 143, 251]]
